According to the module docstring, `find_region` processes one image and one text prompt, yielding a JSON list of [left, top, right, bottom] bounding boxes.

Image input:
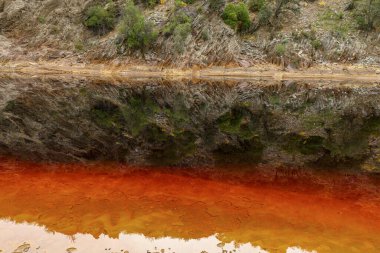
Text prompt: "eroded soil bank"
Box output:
[[0, 158, 380, 253], [1, 73, 380, 170]]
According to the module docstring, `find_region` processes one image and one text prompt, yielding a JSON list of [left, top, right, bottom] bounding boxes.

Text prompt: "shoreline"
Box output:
[[1, 61, 380, 81]]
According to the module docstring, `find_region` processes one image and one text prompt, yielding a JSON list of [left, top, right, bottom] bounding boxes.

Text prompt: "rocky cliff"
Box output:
[[1, 75, 380, 171]]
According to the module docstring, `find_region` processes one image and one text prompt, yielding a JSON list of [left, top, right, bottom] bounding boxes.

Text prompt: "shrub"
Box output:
[[272, 0, 300, 19], [209, 0, 225, 12], [311, 39, 323, 50], [257, 3, 272, 26], [201, 29, 210, 40], [174, 0, 187, 8], [163, 10, 192, 53], [274, 43, 286, 56], [74, 40, 85, 51], [163, 11, 192, 36], [354, 0, 380, 31], [118, 1, 157, 54], [84, 4, 116, 34], [173, 23, 192, 53], [141, 0, 160, 8], [317, 7, 352, 38], [320, 8, 344, 21], [37, 15, 46, 24], [182, 0, 196, 4], [222, 3, 251, 32], [248, 0, 266, 12], [251, 0, 300, 31]]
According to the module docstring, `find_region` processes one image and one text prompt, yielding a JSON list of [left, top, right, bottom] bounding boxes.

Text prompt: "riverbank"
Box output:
[[1, 61, 380, 81]]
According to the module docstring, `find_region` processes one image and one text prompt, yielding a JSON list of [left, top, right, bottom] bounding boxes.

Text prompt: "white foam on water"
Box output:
[[287, 246, 318, 253]]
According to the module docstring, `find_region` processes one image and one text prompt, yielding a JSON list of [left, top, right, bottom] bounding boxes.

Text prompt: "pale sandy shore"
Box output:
[[0, 60, 380, 81]]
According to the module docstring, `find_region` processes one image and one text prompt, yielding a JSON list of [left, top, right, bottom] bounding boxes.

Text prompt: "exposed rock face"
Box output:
[[1, 76, 380, 170]]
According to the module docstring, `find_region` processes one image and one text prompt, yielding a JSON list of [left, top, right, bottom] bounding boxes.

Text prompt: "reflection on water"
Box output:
[[0, 160, 379, 253], [0, 220, 317, 253], [1, 220, 271, 253]]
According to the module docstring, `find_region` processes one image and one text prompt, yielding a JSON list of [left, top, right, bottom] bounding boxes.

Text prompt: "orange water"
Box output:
[[0, 159, 380, 253]]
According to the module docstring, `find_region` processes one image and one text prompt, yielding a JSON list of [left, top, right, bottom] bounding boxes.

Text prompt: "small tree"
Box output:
[[248, 0, 266, 12], [354, 0, 380, 30], [163, 10, 192, 54], [272, 0, 300, 20], [222, 3, 251, 32], [84, 4, 116, 34], [118, 1, 157, 55], [163, 11, 192, 36], [173, 23, 192, 53], [250, 0, 300, 31]]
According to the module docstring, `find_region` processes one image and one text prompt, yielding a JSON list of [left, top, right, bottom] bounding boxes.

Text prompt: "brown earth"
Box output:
[[1, 60, 380, 81]]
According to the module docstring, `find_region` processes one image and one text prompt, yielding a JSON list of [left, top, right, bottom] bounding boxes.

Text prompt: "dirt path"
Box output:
[[1, 60, 380, 82]]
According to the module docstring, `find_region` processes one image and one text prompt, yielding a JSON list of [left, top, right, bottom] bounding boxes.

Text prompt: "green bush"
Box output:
[[250, 0, 300, 31], [311, 39, 323, 50], [272, 0, 300, 19], [37, 15, 46, 24], [74, 40, 85, 51], [163, 11, 192, 36], [163, 10, 192, 53], [201, 29, 210, 40], [257, 3, 272, 26], [174, 0, 187, 8], [209, 0, 225, 12], [222, 3, 251, 32], [84, 4, 116, 34], [317, 7, 353, 38], [118, 1, 157, 54], [248, 0, 266, 12], [274, 43, 286, 56], [141, 0, 160, 7], [354, 0, 380, 30], [173, 23, 192, 53]]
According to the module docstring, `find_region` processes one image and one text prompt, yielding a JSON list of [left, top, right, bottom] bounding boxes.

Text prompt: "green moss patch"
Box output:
[[217, 105, 259, 140], [143, 124, 197, 165], [90, 100, 124, 130]]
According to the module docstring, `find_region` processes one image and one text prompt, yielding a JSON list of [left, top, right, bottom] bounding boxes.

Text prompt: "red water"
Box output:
[[0, 158, 380, 253]]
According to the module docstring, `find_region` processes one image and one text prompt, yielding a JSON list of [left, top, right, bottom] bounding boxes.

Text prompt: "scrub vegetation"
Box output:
[[1, 0, 380, 68]]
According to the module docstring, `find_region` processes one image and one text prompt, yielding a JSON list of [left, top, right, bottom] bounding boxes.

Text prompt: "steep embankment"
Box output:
[[0, 0, 379, 67], [1, 74, 380, 171]]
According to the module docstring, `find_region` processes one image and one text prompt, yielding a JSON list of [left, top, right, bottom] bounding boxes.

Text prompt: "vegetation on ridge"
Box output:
[[117, 0, 157, 55], [1, 0, 379, 68], [84, 3, 117, 34]]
